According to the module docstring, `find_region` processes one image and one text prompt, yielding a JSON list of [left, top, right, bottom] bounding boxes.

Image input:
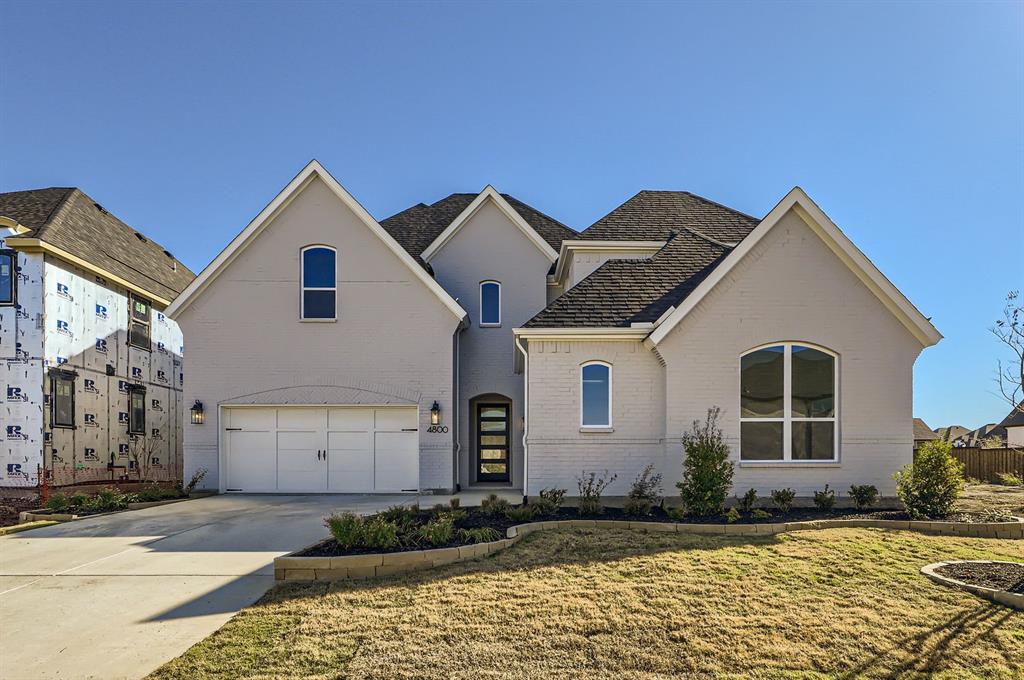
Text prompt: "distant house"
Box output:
[[953, 423, 1007, 448], [998, 402, 1024, 448], [935, 425, 970, 443], [913, 418, 939, 450]]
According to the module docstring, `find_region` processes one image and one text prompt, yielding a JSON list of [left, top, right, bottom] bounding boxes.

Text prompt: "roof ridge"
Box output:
[[669, 224, 738, 250], [39, 187, 78, 232], [680, 190, 760, 223]]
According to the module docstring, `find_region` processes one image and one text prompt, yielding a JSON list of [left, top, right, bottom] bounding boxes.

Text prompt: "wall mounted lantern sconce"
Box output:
[[190, 400, 205, 425]]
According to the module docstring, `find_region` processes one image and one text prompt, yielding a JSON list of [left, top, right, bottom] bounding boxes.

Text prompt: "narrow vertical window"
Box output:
[[0, 250, 15, 305], [128, 293, 151, 350], [581, 361, 611, 428], [301, 246, 337, 320], [128, 386, 146, 435], [479, 281, 501, 326], [740, 343, 837, 461], [50, 370, 76, 428]]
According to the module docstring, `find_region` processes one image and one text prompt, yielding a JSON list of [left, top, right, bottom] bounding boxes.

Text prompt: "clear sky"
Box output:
[[2, 1, 1021, 430]]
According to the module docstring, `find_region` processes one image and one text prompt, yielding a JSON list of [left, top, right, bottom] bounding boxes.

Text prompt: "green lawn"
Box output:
[[150, 527, 1023, 679]]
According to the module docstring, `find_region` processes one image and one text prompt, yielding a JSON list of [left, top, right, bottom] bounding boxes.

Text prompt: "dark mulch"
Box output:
[[0, 496, 42, 528], [935, 562, 1024, 594], [295, 504, 1019, 557]]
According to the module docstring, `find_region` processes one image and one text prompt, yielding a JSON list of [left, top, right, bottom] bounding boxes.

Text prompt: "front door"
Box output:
[[476, 403, 510, 482]]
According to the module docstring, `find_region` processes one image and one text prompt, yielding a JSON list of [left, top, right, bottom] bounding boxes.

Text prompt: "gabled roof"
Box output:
[[165, 160, 467, 321], [0, 187, 195, 303], [381, 189, 576, 264], [998, 402, 1024, 428], [914, 418, 939, 440], [581, 190, 759, 242], [954, 423, 1007, 447]]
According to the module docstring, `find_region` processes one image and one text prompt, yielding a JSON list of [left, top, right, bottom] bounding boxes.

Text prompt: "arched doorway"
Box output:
[[469, 393, 512, 484]]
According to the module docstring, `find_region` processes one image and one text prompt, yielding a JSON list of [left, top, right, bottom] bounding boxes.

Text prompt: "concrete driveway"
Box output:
[[0, 494, 415, 680]]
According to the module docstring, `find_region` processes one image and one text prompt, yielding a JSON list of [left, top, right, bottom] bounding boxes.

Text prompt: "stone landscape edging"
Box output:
[[274, 514, 1024, 583], [921, 560, 1024, 610], [17, 497, 192, 524]]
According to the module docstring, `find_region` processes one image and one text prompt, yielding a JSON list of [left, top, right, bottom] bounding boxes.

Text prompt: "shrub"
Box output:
[[93, 487, 129, 510], [379, 504, 418, 530], [480, 493, 511, 517], [738, 488, 757, 513], [46, 492, 70, 512], [723, 506, 741, 523], [504, 505, 537, 522], [577, 470, 616, 515], [417, 514, 455, 546], [751, 508, 772, 520], [665, 506, 686, 521], [770, 488, 796, 513], [69, 493, 88, 508], [325, 513, 364, 549], [676, 407, 734, 516], [894, 439, 964, 519], [849, 484, 879, 510], [531, 487, 566, 516], [458, 527, 500, 544], [813, 484, 836, 511], [184, 467, 208, 494], [448, 497, 461, 509], [623, 465, 663, 516], [361, 517, 400, 550], [996, 471, 1023, 487]]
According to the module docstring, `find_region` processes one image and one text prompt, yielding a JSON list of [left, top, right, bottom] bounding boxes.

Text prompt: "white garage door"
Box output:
[[223, 406, 419, 493]]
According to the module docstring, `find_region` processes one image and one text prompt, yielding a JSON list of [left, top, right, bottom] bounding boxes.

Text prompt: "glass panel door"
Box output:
[[477, 403, 509, 482]]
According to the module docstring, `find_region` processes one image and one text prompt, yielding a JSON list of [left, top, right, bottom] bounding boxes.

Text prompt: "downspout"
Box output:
[[514, 334, 529, 504], [453, 326, 461, 492]]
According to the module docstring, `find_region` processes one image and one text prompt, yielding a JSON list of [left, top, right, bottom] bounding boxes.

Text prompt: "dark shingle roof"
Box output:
[[525, 191, 761, 328], [0, 187, 195, 301], [998, 403, 1024, 428], [914, 418, 940, 441], [381, 192, 577, 261]]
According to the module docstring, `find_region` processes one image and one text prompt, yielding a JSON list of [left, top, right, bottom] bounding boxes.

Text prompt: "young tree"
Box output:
[[992, 290, 1023, 417]]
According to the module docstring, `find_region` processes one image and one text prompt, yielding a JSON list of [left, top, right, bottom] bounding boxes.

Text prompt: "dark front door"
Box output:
[[476, 403, 510, 482]]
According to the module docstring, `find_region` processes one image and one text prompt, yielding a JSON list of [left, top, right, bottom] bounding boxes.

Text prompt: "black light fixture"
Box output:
[[430, 401, 441, 426], [190, 400, 205, 425]]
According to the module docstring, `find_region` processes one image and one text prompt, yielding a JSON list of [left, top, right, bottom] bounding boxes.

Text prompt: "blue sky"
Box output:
[[2, 1, 1021, 429]]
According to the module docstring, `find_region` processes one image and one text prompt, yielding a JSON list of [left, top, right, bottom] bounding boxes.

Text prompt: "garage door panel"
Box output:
[[375, 408, 418, 430], [328, 408, 374, 429], [277, 432, 326, 492], [374, 431, 418, 491], [327, 431, 373, 492], [278, 408, 326, 430], [277, 430, 320, 450], [225, 431, 276, 491], [227, 408, 276, 430]]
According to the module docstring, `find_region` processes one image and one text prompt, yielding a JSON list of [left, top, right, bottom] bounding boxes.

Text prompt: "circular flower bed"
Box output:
[[921, 560, 1024, 610]]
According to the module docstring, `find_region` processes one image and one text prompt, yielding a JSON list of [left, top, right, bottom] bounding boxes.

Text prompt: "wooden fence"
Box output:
[[950, 447, 1024, 482]]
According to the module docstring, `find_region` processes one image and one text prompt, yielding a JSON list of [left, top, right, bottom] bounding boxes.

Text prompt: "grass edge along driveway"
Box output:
[[150, 527, 1024, 679]]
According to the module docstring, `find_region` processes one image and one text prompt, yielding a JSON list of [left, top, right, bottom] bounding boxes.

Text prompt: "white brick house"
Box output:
[[169, 161, 941, 499]]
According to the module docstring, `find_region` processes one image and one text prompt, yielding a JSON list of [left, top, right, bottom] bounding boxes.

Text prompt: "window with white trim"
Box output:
[[740, 343, 837, 461], [581, 361, 612, 427], [301, 246, 337, 320], [0, 250, 15, 306], [479, 281, 500, 326]]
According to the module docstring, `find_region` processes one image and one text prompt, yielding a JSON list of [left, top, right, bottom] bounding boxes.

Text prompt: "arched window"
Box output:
[[581, 361, 612, 428], [300, 246, 336, 320], [740, 343, 837, 461], [479, 280, 501, 326]]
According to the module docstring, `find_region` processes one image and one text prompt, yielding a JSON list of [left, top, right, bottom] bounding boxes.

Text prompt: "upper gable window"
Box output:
[[128, 293, 152, 350], [479, 281, 501, 327], [740, 343, 837, 462], [301, 246, 337, 320], [581, 361, 612, 428], [0, 250, 15, 305]]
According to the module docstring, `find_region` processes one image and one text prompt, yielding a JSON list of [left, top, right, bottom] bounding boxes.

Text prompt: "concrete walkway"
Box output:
[[0, 493, 429, 680]]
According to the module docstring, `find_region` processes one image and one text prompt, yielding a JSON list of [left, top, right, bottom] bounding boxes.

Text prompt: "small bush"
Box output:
[[504, 505, 537, 522], [93, 487, 129, 510], [738, 489, 757, 513], [361, 517, 400, 550], [623, 465, 663, 516], [751, 508, 772, 520], [458, 527, 500, 544], [325, 513, 364, 549], [894, 439, 964, 519], [417, 514, 455, 546], [770, 488, 796, 513], [379, 504, 418, 529], [996, 472, 1023, 487], [46, 492, 70, 512], [723, 507, 741, 523], [530, 487, 566, 516], [480, 493, 511, 517], [676, 407, 734, 516], [665, 506, 686, 521], [69, 493, 88, 508], [448, 497, 461, 509], [849, 484, 879, 510], [184, 467, 208, 494], [813, 484, 835, 511], [577, 470, 616, 515]]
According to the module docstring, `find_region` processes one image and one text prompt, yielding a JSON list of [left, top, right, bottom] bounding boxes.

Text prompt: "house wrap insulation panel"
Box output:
[[0, 237, 185, 488]]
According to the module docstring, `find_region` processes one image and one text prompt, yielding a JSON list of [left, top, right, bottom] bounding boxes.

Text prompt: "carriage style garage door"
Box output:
[[223, 406, 419, 493]]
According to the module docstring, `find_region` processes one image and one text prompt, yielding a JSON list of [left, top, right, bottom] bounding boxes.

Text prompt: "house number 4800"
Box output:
[[427, 425, 449, 434]]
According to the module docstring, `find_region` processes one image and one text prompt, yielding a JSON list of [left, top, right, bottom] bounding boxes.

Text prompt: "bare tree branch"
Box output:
[[991, 290, 1023, 415]]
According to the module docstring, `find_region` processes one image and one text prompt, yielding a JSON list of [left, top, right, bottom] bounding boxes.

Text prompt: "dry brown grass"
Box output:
[[957, 483, 1024, 516], [150, 528, 1024, 680]]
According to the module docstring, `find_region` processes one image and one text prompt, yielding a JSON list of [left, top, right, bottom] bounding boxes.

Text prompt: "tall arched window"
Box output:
[[300, 246, 336, 320], [581, 361, 612, 428], [740, 343, 837, 461], [479, 281, 501, 326]]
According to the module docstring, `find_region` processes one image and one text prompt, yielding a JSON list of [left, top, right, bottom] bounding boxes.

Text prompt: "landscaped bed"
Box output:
[[149, 527, 1024, 679], [934, 561, 1024, 594]]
